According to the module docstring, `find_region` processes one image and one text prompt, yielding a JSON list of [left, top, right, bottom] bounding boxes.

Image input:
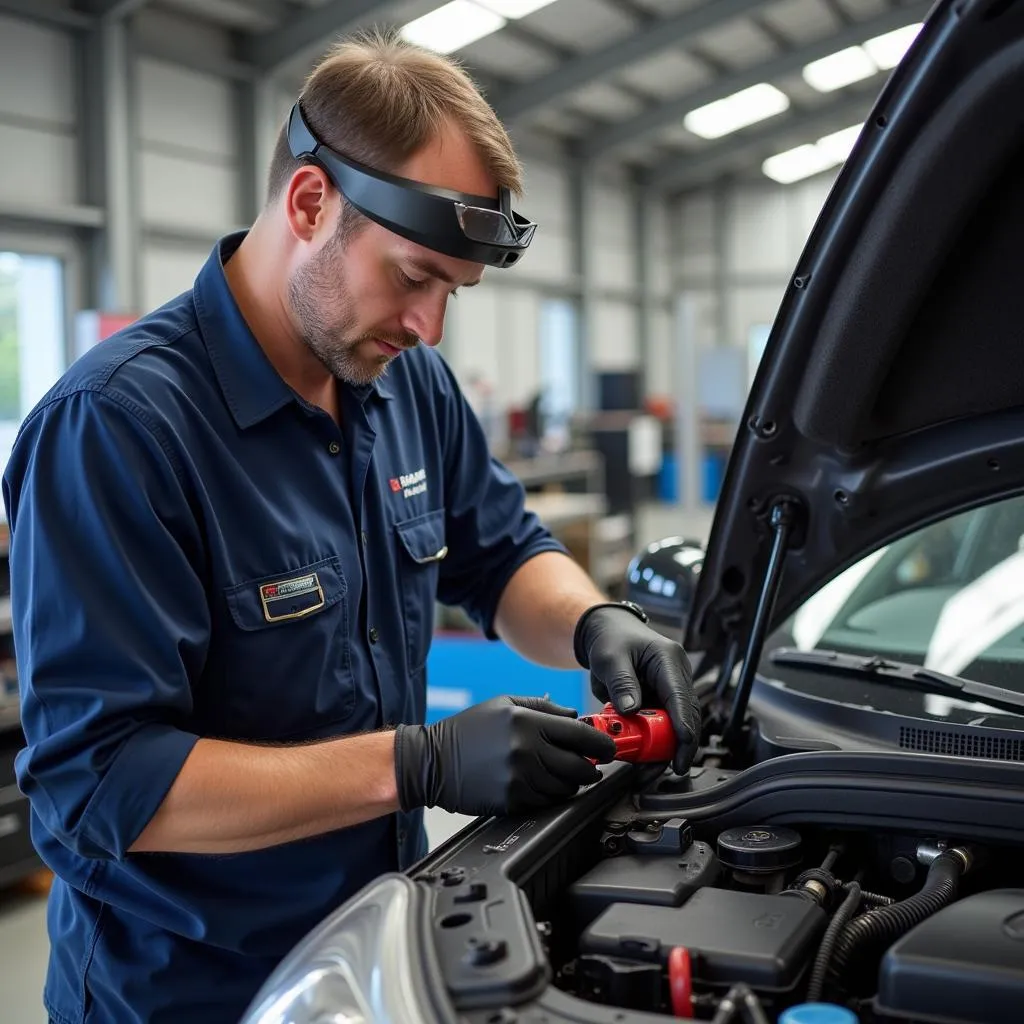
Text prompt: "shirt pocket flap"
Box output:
[[225, 556, 346, 631], [395, 509, 448, 565]]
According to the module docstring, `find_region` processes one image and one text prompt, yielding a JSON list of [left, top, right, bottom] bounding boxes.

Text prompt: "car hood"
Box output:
[[686, 0, 1024, 674]]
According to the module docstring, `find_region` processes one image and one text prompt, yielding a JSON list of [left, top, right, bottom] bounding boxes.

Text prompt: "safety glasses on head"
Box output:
[[286, 102, 537, 269]]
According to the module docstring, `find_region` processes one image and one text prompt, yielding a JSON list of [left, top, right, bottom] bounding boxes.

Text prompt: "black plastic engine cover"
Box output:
[[568, 843, 720, 929], [579, 888, 826, 992], [876, 889, 1024, 1024]]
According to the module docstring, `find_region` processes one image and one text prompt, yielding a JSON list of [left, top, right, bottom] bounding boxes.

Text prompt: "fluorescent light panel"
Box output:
[[400, 0, 506, 53], [802, 45, 876, 92], [864, 23, 923, 69], [763, 144, 836, 185], [400, 0, 560, 54], [477, 0, 558, 17], [803, 23, 923, 93], [762, 122, 863, 185], [684, 83, 790, 140]]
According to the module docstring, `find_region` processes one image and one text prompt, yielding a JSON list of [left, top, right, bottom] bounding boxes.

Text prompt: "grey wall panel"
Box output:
[[0, 123, 78, 207], [136, 59, 238, 160], [592, 298, 638, 370], [0, 16, 76, 125], [519, 157, 573, 286], [0, 14, 79, 209], [593, 182, 635, 290], [495, 288, 540, 410], [139, 151, 239, 232], [141, 243, 210, 313]]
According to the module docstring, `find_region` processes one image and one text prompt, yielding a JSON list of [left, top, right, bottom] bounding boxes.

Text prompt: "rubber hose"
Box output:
[[806, 881, 862, 1003], [710, 983, 770, 1024], [859, 890, 895, 907], [828, 850, 968, 992]]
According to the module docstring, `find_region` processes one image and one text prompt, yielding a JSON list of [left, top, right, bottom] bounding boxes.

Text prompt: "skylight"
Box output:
[[762, 122, 864, 184], [683, 83, 791, 141], [803, 23, 923, 93]]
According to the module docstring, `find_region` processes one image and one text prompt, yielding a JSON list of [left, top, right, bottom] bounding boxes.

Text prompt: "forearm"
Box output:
[[130, 730, 399, 855], [493, 551, 606, 668]]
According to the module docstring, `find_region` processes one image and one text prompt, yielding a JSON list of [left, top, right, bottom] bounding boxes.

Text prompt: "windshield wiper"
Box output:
[[769, 647, 1024, 716]]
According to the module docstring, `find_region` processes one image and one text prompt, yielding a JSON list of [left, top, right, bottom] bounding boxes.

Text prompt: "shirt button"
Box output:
[[369, 626, 379, 644], [328, 441, 340, 455]]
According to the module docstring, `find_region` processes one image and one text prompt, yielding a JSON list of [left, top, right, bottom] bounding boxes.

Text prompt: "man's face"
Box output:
[[286, 124, 492, 386]]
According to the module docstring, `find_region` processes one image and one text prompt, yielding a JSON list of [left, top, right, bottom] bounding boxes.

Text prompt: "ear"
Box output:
[[283, 164, 338, 244]]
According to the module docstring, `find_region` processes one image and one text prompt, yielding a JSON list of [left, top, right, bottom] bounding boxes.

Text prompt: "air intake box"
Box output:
[[876, 889, 1024, 1023], [579, 887, 826, 993]]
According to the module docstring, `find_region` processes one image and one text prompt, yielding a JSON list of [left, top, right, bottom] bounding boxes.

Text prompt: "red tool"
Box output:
[[580, 702, 676, 763]]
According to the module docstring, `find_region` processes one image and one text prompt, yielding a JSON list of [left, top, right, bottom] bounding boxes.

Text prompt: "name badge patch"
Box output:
[[259, 572, 325, 622]]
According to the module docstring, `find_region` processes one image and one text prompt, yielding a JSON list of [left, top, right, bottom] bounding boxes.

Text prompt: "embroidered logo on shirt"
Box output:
[[259, 572, 325, 622], [390, 468, 427, 499]]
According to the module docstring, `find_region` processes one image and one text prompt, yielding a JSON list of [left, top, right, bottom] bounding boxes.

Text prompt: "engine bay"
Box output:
[[551, 815, 1024, 1022], [413, 753, 1024, 1024]]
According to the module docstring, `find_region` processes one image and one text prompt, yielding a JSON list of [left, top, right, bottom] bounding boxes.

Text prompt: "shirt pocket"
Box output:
[[394, 509, 447, 674], [219, 555, 354, 740]]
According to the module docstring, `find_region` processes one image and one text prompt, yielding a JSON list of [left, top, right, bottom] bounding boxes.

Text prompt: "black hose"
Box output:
[[828, 849, 971, 995], [821, 846, 843, 874], [711, 983, 770, 1024], [806, 882, 862, 1003], [859, 890, 895, 907]]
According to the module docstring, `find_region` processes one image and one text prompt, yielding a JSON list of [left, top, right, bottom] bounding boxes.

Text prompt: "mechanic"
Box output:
[[3, 32, 702, 1024]]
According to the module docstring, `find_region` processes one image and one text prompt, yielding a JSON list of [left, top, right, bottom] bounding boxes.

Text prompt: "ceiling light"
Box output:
[[684, 83, 790, 140], [802, 45, 877, 92], [864, 23, 922, 69], [476, 0, 558, 17], [762, 143, 839, 185], [816, 123, 863, 163], [400, 0, 506, 54]]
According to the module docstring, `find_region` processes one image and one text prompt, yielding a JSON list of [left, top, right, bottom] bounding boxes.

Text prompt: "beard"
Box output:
[[288, 232, 418, 386]]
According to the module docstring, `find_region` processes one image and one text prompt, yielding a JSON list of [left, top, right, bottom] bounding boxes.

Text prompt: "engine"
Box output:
[[545, 816, 1024, 1023]]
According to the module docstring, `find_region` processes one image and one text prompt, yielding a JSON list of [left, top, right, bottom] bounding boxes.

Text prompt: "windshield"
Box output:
[[768, 493, 1024, 692]]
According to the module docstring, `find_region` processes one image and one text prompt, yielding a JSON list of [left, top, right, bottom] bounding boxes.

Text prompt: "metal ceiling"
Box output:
[[19, 0, 930, 194]]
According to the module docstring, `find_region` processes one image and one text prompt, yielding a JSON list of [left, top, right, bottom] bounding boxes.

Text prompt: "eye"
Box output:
[[397, 268, 427, 290]]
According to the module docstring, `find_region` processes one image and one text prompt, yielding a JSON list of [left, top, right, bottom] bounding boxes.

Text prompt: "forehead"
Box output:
[[398, 121, 497, 202]]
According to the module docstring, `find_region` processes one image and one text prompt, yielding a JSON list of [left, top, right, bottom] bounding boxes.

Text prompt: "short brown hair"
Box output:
[[265, 29, 523, 218]]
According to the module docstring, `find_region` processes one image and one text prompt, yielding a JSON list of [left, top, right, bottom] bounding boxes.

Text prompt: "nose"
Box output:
[[401, 293, 448, 348]]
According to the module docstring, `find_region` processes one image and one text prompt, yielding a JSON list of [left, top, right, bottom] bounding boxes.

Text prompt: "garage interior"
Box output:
[[0, 0, 927, 1018]]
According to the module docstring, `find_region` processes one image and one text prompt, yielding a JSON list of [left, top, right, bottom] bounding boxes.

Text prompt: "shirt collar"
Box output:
[[193, 231, 392, 431]]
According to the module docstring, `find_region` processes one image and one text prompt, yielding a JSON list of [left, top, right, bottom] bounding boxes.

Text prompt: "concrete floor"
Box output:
[[0, 502, 715, 1022]]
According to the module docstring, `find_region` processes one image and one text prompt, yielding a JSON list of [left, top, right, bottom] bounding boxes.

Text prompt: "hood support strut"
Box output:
[[723, 499, 798, 747]]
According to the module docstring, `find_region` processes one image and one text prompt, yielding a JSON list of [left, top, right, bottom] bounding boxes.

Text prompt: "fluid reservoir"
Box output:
[[779, 1004, 858, 1024]]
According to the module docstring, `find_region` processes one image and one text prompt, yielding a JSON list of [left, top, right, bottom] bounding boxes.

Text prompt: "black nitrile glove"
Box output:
[[574, 603, 702, 775], [394, 695, 617, 817]]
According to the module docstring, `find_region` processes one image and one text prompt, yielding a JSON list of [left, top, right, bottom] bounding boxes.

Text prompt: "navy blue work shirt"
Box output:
[[3, 232, 567, 1024]]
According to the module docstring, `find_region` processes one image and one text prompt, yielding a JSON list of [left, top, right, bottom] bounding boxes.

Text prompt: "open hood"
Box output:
[[685, 0, 1024, 681]]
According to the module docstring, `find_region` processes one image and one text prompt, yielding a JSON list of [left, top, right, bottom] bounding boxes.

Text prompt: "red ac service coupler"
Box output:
[[580, 702, 676, 763]]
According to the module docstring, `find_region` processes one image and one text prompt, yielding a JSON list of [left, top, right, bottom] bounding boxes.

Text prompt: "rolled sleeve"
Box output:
[[432, 359, 568, 639], [3, 388, 208, 861]]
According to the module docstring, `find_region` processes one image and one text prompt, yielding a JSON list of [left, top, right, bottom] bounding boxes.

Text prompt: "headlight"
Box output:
[[239, 873, 445, 1024]]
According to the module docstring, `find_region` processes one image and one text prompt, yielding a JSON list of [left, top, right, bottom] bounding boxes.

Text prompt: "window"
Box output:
[[0, 251, 67, 479], [538, 297, 579, 449], [770, 494, 1024, 690]]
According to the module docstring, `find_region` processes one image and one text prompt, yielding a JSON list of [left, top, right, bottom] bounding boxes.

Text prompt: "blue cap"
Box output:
[[779, 1005, 859, 1024]]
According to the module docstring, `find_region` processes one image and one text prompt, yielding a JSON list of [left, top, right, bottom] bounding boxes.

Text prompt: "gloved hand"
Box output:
[[574, 603, 702, 775], [394, 695, 617, 817]]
